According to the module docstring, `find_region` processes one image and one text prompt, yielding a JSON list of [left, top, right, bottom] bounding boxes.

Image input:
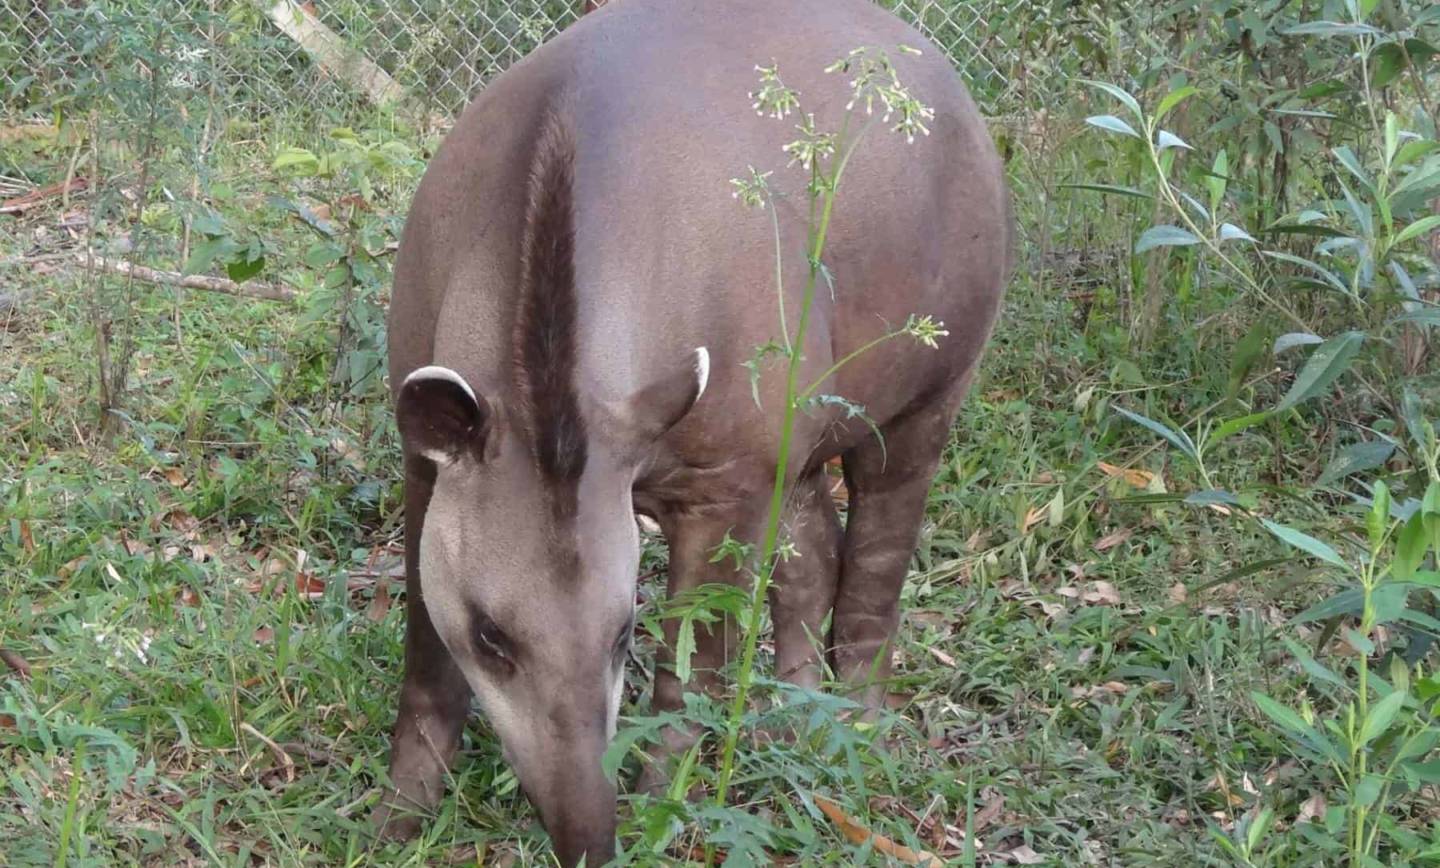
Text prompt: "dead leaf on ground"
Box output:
[[1097, 461, 1156, 489], [253, 626, 275, 644], [927, 646, 957, 668], [367, 580, 392, 622], [0, 714, 15, 729], [18, 520, 34, 554], [1297, 793, 1326, 824], [179, 586, 202, 607], [163, 467, 187, 487], [971, 788, 1005, 834], [1007, 844, 1045, 864], [1021, 507, 1046, 534], [1084, 581, 1121, 605], [1093, 528, 1133, 552], [814, 795, 941, 866], [1169, 583, 1188, 604]]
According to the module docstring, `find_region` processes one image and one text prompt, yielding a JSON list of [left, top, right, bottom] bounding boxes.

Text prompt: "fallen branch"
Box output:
[[262, 0, 407, 107], [83, 255, 297, 303], [814, 795, 940, 866], [0, 176, 88, 215]]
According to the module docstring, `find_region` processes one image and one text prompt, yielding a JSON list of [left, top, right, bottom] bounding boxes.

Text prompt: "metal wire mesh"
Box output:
[[0, 0, 1083, 124]]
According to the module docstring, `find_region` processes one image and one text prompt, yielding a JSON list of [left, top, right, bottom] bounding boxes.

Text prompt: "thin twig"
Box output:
[[80, 255, 296, 302], [239, 721, 297, 783]]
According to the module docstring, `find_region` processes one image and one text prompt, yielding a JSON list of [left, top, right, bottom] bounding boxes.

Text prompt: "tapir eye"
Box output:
[[469, 607, 515, 667]]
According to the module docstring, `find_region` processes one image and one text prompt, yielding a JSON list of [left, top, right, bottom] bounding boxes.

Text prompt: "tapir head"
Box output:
[[393, 348, 709, 866]]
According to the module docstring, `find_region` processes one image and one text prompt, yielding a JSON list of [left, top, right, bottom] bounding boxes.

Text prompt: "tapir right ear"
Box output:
[[397, 366, 495, 466]]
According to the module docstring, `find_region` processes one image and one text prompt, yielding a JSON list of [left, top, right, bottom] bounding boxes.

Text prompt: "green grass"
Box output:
[[2, 105, 1437, 867]]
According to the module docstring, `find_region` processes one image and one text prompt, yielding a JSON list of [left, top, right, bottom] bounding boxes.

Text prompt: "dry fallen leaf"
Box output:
[[1021, 506, 1047, 534], [163, 467, 187, 487], [1084, 581, 1121, 605], [814, 795, 940, 866], [1097, 461, 1156, 489], [1169, 583, 1188, 604], [1297, 793, 1326, 824], [927, 646, 957, 668], [18, 520, 34, 554], [1093, 528, 1133, 552], [367, 580, 392, 622], [253, 626, 275, 644], [179, 586, 202, 607], [0, 648, 32, 680], [1008, 843, 1045, 864]]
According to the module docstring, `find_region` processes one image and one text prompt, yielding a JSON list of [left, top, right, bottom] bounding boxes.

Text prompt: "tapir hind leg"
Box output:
[[373, 455, 474, 839], [829, 387, 968, 715]]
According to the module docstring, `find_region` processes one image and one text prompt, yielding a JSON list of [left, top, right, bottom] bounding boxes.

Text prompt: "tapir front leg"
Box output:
[[830, 394, 964, 716], [768, 468, 843, 692], [638, 495, 769, 795], [373, 455, 474, 839]]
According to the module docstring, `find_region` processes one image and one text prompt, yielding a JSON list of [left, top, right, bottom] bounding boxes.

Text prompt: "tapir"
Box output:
[[374, 0, 1012, 863]]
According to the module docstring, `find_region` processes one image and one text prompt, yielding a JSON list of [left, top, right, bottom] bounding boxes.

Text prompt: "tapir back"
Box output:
[[390, 0, 1010, 469]]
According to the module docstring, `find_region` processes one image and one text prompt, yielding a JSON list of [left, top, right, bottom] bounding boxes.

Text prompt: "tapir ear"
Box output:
[[397, 366, 495, 466], [617, 347, 709, 443]]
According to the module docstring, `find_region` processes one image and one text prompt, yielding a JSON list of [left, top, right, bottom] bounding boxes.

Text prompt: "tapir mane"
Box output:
[[512, 97, 587, 505]]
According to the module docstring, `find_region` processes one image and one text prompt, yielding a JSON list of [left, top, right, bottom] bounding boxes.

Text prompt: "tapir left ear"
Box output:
[[396, 365, 497, 466], [615, 347, 709, 444]]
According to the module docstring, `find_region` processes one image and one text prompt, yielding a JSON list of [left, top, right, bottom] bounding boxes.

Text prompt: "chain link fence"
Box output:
[[0, 0, 1098, 126]]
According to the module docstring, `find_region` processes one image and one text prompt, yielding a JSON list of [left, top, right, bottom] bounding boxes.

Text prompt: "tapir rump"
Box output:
[[374, 0, 1012, 862]]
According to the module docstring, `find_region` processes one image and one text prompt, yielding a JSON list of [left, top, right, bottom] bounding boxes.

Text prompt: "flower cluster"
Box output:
[[825, 45, 935, 144], [902, 314, 950, 349], [749, 63, 800, 120], [729, 165, 774, 209]]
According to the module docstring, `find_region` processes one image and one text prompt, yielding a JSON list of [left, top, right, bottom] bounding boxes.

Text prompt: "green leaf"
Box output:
[[1360, 690, 1407, 746], [1154, 85, 1198, 123], [1369, 480, 1392, 551], [1281, 21, 1384, 37], [1332, 146, 1374, 192], [1315, 441, 1394, 487], [272, 146, 319, 173], [1208, 149, 1229, 213], [1209, 411, 1273, 447], [1113, 407, 1199, 464], [1058, 183, 1152, 200], [1282, 636, 1349, 691], [1353, 775, 1383, 808], [1275, 331, 1364, 412], [1403, 759, 1440, 784], [1086, 114, 1141, 139], [1394, 215, 1440, 247], [1135, 225, 1202, 253], [1156, 129, 1192, 151], [1395, 513, 1428, 581], [1345, 627, 1375, 655], [1390, 307, 1440, 327], [1261, 520, 1347, 568], [1401, 387, 1432, 457], [1079, 79, 1143, 121], [225, 255, 264, 284], [1261, 251, 1350, 295], [1250, 692, 1311, 737], [1227, 320, 1270, 399], [1218, 223, 1256, 243], [1274, 332, 1324, 354]]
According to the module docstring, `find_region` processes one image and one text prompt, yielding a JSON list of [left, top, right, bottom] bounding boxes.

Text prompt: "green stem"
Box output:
[[797, 329, 905, 402], [713, 155, 845, 810]]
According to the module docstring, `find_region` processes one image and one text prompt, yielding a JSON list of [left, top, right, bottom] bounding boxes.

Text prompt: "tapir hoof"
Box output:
[[370, 789, 430, 842]]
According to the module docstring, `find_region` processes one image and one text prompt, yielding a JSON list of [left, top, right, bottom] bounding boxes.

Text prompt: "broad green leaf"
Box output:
[[1250, 691, 1311, 737], [1333, 146, 1374, 192], [1246, 805, 1275, 853], [272, 146, 319, 172], [226, 255, 265, 284], [1405, 385, 1440, 454], [1113, 407, 1199, 463], [1315, 441, 1394, 487], [1275, 331, 1365, 412], [1154, 85, 1198, 123], [1395, 513, 1428, 580], [1261, 519, 1347, 568], [1156, 129, 1192, 151], [1391, 307, 1440, 327], [1218, 223, 1256, 243], [1185, 489, 1242, 507], [1208, 149, 1229, 213], [1296, 588, 1363, 623], [1394, 215, 1440, 247], [1354, 775, 1383, 808], [1058, 183, 1152, 200], [1079, 79, 1143, 121], [1369, 480, 1391, 550], [1282, 636, 1349, 690], [1403, 759, 1440, 784], [1136, 225, 1202, 253], [1360, 689, 1407, 746], [1345, 627, 1375, 655], [1086, 114, 1140, 139], [1274, 332, 1324, 354], [1261, 251, 1350, 294], [1281, 21, 1383, 37], [1227, 320, 1270, 399], [1396, 140, 1440, 167], [1209, 411, 1273, 446]]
